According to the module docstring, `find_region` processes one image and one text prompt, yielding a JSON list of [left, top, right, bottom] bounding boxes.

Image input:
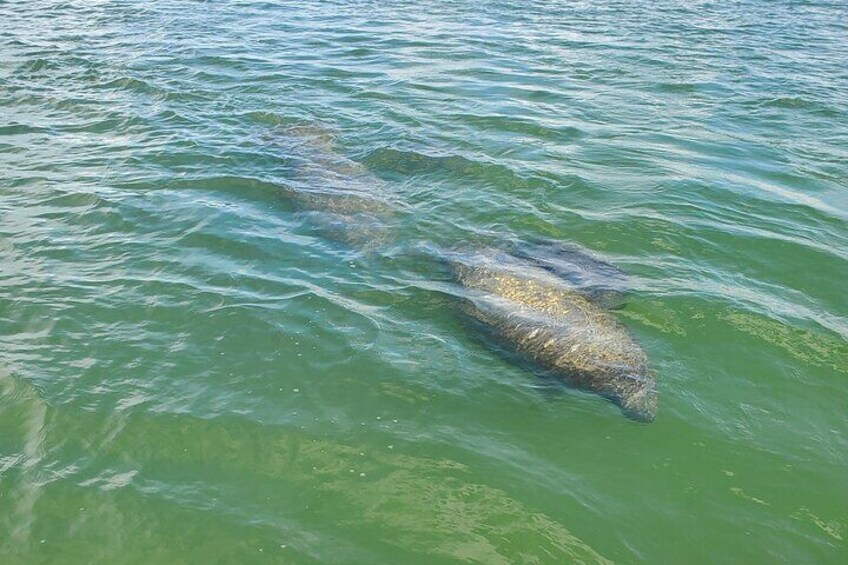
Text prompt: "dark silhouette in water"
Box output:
[[507, 238, 630, 309]]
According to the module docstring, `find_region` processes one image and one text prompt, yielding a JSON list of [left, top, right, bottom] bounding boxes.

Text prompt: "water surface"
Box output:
[[1, 0, 847, 562]]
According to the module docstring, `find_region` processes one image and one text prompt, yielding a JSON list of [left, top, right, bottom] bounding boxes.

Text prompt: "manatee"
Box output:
[[444, 245, 657, 422], [270, 124, 397, 249], [276, 184, 396, 249]]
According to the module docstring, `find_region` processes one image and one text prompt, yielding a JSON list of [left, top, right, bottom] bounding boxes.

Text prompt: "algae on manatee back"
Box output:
[[446, 245, 657, 421]]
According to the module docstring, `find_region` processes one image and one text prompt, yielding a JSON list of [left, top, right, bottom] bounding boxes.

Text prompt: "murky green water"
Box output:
[[2, 1, 846, 562]]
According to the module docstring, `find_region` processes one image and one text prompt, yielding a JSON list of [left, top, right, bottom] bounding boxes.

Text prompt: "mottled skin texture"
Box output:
[[450, 249, 657, 421]]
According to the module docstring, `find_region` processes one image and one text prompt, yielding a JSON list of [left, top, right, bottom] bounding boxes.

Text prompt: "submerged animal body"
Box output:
[[269, 125, 654, 421], [273, 124, 396, 249], [446, 247, 657, 421]]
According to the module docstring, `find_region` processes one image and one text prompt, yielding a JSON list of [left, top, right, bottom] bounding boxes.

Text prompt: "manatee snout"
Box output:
[[614, 374, 658, 423]]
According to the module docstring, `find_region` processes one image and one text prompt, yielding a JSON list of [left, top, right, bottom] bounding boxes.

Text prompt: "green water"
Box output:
[[1, 0, 846, 562]]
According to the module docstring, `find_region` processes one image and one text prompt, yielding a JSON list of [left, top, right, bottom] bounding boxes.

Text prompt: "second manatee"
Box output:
[[445, 245, 657, 422]]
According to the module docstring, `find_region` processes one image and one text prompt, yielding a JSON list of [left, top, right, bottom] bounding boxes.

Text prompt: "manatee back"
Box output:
[[508, 239, 629, 308], [451, 254, 645, 371], [445, 245, 655, 421], [268, 123, 398, 251]]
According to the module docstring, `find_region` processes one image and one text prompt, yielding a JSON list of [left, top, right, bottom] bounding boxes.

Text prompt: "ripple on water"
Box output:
[[1, 0, 847, 563]]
